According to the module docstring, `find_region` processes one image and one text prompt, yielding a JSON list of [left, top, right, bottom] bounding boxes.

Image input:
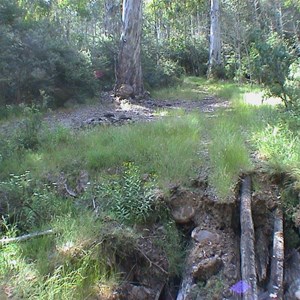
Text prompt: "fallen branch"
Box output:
[[137, 247, 168, 275], [268, 207, 284, 299], [240, 176, 258, 300], [0, 229, 54, 245]]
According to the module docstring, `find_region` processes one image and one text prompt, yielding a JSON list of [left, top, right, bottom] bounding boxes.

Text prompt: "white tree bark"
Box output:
[[115, 0, 144, 97], [208, 0, 222, 78]]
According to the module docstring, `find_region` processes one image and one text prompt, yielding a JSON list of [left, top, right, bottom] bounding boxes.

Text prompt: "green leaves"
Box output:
[[249, 33, 297, 108], [99, 163, 156, 224]]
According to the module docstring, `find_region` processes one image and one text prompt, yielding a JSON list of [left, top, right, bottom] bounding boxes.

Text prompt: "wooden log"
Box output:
[[0, 229, 54, 245], [255, 228, 269, 283], [268, 208, 284, 299], [176, 274, 194, 300], [284, 250, 300, 299], [240, 176, 258, 300]]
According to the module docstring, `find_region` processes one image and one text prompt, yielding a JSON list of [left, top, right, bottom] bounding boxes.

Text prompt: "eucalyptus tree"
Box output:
[[207, 0, 222, 78], [115, 0, 144, 98]]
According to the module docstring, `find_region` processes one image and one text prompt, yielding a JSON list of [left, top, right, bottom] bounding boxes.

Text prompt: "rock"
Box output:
[[117, 283, 155, 300], [191, 228, 220, 244], [116, 84, 134, 99], [172, 205, 195, 224], [170, 191, 197, 224], [119, 114, 132, 121], [104, 112, 116, 118], [130, 285, 153, 300], [192, 256, 223, 281]]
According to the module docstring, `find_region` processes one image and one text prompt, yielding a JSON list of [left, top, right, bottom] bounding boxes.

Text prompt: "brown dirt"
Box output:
[[42, 92, 230, 130]]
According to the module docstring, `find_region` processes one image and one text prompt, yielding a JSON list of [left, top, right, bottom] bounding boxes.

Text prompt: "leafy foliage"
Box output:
[[99, 163, 156, 224], [0, 1, 98, 107], [248, 33, 298, 108]]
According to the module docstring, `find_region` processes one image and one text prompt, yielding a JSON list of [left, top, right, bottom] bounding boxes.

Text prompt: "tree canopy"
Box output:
[[0, 0, 299, 107]]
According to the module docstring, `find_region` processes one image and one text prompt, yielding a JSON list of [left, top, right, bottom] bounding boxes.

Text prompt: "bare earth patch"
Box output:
[[43, 92, 230, 130]]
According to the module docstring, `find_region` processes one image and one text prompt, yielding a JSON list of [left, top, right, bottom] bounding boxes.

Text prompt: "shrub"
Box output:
[[13, 106, 42, 151], [0, 171, 72, 230], [0, 15, 98, 107], [89, 36, 118, 91], [143, 55, 184, 89], [98, 163, 157, 224], [248, 33, 297, 108], [166, 37, 209, 76]]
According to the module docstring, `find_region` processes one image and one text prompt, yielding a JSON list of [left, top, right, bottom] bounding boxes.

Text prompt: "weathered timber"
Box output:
[[240, 176, 258, 300], [255, 228, 269, 283], [268, 208, 284, 299], [284, 250, 300, 299], [0, 229, 54, 245], [176, 274, 193, 300]]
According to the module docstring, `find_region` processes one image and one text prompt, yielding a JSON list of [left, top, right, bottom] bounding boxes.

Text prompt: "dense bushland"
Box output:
[[1, 0, 300, 110]]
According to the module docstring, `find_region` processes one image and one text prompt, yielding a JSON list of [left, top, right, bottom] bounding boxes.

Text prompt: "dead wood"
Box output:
[[268, 207, 284, 299], [284, 250, 300, 299], [0, 229, 54, 245], [255, 228, 269, 283], [176, 274, 194, 300], [240, 176, 258, 300]]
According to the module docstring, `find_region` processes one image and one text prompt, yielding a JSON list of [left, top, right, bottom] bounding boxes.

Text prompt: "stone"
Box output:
[[170, 191, 197, 224], [191, 228, 220, 244], [130, 285, 153, 300], [172, 205, 195, 224], [116, 84, 134, 98], [192, 256, 223, 281], [119, 114, 132, 121], [104, 112, 116, 118], [118, 283, 154, 300], [295, 290, 300, 299]]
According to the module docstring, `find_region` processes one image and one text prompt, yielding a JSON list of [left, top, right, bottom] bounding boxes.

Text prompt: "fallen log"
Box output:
[[176, 274, 193, 300], [268, 207, 284, 299], [284, 250, 300, 300], [0, 229, 54, 245], [240, 176, 258, 300], [255, 228, 269, 283]]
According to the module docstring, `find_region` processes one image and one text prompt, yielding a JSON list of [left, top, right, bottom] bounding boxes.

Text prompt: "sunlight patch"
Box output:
[[243, 92, 281, 106]]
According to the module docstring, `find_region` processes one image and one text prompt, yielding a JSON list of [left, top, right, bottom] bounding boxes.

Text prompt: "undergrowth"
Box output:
[[2, 76, 300, 298], [207, 114, 253, 198], [0, 113, 202, 187]]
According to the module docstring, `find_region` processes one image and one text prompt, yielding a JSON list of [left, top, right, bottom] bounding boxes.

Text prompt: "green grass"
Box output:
[[151, 76, 261, 102], [0, 211, 120, 300], [207, 113, 253, 198], [2, 75, 300, 298], [0, 114, 203, 187]]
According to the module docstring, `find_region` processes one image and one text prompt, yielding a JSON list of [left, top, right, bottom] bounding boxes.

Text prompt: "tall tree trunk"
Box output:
[[207, 0, 222, 78], [115, 0, 144, 98]]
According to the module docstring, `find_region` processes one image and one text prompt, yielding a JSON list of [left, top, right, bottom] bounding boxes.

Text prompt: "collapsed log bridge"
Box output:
[[176, 174, 298, 300], [240, 176, 258, 300]]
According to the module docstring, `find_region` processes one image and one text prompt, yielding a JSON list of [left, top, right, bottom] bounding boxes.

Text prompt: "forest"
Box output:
[[0, 0, 300, 299]]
